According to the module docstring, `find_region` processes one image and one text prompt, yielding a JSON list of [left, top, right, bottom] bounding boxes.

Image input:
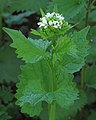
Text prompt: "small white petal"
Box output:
[[53, 21, 58, 25], [45, 12, 55, 18], [54, 25, 58, 28], [41, 17, 47, 24], [49, 21, 53, 25], [51, 12, 55, 16], [39, 23, 46, 27], [60, 16, 64, 20], [57, 23, 60, 27], [38, 22, 42, 25], [45, 12, 51, 18], [56, 13, 59, 16]]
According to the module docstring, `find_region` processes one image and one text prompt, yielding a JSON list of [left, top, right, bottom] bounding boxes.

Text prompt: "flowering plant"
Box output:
[[3, 10, 89, 120], [32, 12, 71, 40]]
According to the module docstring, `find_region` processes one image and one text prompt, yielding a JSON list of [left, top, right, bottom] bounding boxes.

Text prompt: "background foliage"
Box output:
[[0, 0, 96, 120]]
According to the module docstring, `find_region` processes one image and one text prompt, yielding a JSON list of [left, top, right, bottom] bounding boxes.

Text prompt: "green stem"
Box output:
[[48, 57, 56, 120], [81, 66, 85, 88], [48, 33, 56, 120], [49, 102, 56, 120], [0, 12, 3, 46], [81, 0, 91, 88], [85, 1, 90, 26]]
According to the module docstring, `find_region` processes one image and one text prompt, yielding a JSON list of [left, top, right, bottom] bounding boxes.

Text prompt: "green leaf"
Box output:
[[67, 6, 86, 24], [40, 103, 48, 120], [3, 28, 50, 63], [54, 67, 78, 107], [72, 26, 90, 58], [40, 8, 45, 17], [0, 87, 14, 103], [0, 0, 11, 12], [21, 103, 42, 117], [9, 0, 49, 13], [53, 36, 79, 73], [53, 26, 90, 73], [86, 89, 96, 104], [16, 60, 53, 116], [89, 10, 96, 22], [16, 60, 78, 116], [31, 29, 41, 36], [53, 4, 58, 13], [0, 105, 11, 120], [88, 111, 96, 120], [87, 27, 96, 62], [0, 43, 21, 83], [71, 89, 87, 112], [48, 0, 86, 19], [55, 74, 78, 107], [55, 89, 87, 120], [40, 90, 86, 120], [85, 65, 96, 89]]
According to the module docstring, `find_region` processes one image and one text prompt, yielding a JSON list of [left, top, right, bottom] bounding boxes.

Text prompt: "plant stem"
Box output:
[[81, 0, 91, 88], [48, 33, 56, 120], [81, 66, 85, 88], [85, 1, 91, 26], [0, 12, 3, 47], [49, 102, 56, 120], [48, 54, 56, 120], [48, 64, 56, 120]]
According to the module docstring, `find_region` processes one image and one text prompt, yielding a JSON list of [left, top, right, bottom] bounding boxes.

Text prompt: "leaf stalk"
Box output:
[[49, 102, 56, 120], [0, 12, 3, 47]]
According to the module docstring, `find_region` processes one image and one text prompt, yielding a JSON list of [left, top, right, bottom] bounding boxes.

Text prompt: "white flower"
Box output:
[[53, 21, 61, 28], [55, 13, 64, 20], [53, 21, 58, 25], [38, 12, 66, 29], [51, 12, 55, 16], [45, 13, 51, 17], [38, 22, 48, 28], [42, 17, 47, 24], [60, 16, 64, 20], [49, 21, 53, 25], [38, 17, 48, 28], [54, 25, 58, 28], [46, 12, 54, 18]]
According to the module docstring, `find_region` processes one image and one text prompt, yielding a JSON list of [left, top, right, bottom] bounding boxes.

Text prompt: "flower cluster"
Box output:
[[38, 12, 65, 29]]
